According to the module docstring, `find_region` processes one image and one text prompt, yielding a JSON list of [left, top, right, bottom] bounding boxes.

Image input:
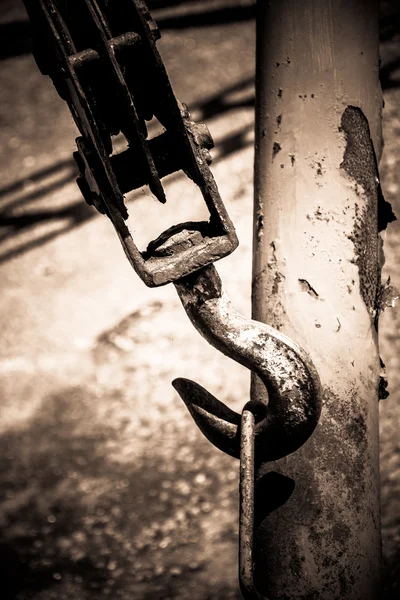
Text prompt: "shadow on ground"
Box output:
[[0, 75, 254, 264], [0, 384, 240, 600]]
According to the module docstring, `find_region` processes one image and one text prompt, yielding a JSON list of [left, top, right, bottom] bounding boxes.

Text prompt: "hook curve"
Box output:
[[173, 264, 322, 461]]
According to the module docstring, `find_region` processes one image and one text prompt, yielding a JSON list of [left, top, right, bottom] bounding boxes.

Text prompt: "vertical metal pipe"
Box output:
[[252, 0, 382, 598]]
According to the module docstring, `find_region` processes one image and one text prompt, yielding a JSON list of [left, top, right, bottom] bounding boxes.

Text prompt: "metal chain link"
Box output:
[[239, 404, 259, 599]]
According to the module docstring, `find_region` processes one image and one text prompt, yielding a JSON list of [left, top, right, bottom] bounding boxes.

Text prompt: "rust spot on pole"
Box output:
[[340, 106, 386, 320], [298, 279, 319, 299], [272, 142, 281, 159]]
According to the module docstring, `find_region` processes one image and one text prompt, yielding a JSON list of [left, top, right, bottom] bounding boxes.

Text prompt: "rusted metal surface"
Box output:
[[172, 261, 322, 462], [170, 250, 322, 598], [239, 406, 265, 600], [252, 1, 382, 598], [23, 0, 238, 287]]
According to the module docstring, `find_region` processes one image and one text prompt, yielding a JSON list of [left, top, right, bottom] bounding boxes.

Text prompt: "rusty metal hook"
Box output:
[[172, 262, 322, 462]]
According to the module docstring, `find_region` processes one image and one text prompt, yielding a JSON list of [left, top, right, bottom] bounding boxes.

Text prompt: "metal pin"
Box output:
[[239, 407, 256, 599], [239, 406, 268, 600]]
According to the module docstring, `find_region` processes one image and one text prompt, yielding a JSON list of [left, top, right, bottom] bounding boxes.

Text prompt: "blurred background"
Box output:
[[0, 0, 399, 598]]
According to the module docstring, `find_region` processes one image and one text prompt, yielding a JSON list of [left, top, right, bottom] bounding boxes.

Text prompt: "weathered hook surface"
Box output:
[[173, 264, 322, 461]]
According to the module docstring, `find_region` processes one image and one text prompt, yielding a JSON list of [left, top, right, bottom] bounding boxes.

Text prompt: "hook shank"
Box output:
[[173, 264, 322, 461]]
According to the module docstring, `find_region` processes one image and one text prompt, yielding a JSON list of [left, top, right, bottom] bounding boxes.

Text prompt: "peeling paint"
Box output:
[[270, 241, 277, 262], [272, 142, 282, 159], [273, 271, 285, 295], [298, 279, 319, 299], [339, 106, 381, 318]]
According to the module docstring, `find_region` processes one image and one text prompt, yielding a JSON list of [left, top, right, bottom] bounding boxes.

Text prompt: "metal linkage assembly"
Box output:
[[23, 2, 323, 598], [23, 0, 238, 286], [169, 262, 321, 597]]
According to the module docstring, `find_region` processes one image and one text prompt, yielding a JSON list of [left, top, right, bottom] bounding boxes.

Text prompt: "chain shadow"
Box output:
[[1, 0, 399, 61], [3, 44, 398, 267], [0, 20, 32, 59], [0, 158, 95, 265], [0, 1, 255, 61], [0, 74, 254, 264], [0, 203, 95, 265], [380, 56, 400, 90], [193, 76, 254, 121], [380, 0, 400, 43], [152, 1, 255, 30], [0, 160, 76, 212]]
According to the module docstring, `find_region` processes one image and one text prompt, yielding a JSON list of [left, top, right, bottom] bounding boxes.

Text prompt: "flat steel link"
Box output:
[[23, 0, 238, 286], [240, 406, 258, 599]]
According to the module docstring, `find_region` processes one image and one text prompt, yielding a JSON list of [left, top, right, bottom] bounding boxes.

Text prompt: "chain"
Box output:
[[23, 2, 322, 598], [23, 0, 238, 287]]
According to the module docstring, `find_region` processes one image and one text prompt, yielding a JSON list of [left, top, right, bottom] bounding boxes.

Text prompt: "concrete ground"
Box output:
[[0, 1, 399, 599]]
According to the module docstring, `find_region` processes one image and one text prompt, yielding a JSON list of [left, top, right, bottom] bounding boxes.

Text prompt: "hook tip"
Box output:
[[171, 377, 241, 458], [171, 377, 198, 406]]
